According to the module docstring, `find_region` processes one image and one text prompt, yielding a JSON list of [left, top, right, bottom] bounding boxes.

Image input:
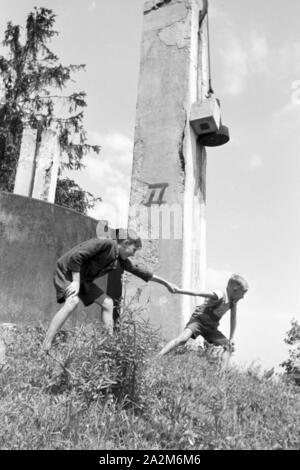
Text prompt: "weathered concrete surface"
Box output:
[[31, 129, 60, 203], [126, 0, 207, 339], [0, 192, 121, 325], [13, 127, 37, 197], [198, 10, 209, 100]]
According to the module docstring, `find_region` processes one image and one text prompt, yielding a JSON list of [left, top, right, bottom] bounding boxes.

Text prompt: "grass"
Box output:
[[0, 310, 299, 450]]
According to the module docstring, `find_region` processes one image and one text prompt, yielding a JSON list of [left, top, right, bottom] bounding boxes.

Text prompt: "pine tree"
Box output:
[[55, 177, 101, 215], [0, 7, 101, 213]]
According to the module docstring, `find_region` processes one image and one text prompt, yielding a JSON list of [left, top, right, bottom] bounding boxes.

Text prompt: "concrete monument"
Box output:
[[126, 0, 228, 338]]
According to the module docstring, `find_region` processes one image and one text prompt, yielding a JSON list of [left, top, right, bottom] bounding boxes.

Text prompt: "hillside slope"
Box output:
[[0, 320, 299, 450]]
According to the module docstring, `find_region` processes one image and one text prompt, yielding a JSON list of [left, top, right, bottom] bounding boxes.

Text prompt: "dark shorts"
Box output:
[[53, 266, 104, 307], [185, 312, 228, 347]]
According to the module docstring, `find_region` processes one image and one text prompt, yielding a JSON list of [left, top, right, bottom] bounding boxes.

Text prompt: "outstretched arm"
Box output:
[[151, 275, 178, 293], [229, 303, 237, 343], [122, 259, 177, 293], [173, 288, 218, 300]]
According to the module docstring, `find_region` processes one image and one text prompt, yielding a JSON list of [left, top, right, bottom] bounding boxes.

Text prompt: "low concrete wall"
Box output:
[[0, 192, 121, 325]]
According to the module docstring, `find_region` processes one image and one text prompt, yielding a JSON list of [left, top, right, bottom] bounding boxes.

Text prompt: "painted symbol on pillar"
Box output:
[[144, 182, 169, 206]]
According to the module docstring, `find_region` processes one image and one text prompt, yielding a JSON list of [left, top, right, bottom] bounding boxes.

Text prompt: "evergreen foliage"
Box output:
[[0, 7, 100, 214], [55, 177, 101, 215]]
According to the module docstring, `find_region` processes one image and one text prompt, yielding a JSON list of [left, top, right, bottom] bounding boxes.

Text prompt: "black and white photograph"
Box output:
[[0, 0, 299, 454]]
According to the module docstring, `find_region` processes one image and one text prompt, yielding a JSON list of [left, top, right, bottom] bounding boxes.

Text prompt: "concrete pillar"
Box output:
[[13, 127, 37, 197], [126, 0, 208, 339], [31, 129, 60, 203]]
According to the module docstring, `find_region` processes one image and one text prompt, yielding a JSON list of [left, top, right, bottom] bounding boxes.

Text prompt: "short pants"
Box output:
[[185, 311, 229, 347], [53, 265, 104, 307]]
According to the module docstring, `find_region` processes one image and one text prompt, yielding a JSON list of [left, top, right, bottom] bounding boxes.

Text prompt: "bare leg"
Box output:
[[43, 295, 80, 352], [95, 295, 114, 335], [221, 348, 232, 370], [158, 328, 193, 356]]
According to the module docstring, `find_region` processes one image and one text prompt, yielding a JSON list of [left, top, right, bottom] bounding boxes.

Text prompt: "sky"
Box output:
[[0, 0, 299, 370]]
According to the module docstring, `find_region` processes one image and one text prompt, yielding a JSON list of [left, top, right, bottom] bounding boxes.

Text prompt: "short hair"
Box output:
[[117, 228, 142, 249], [227, 274, 249, 290]]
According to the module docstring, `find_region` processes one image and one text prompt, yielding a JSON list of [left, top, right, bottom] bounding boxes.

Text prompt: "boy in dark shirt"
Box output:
[[159, 274, 248, 365], [43, 230, 176, 352]]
